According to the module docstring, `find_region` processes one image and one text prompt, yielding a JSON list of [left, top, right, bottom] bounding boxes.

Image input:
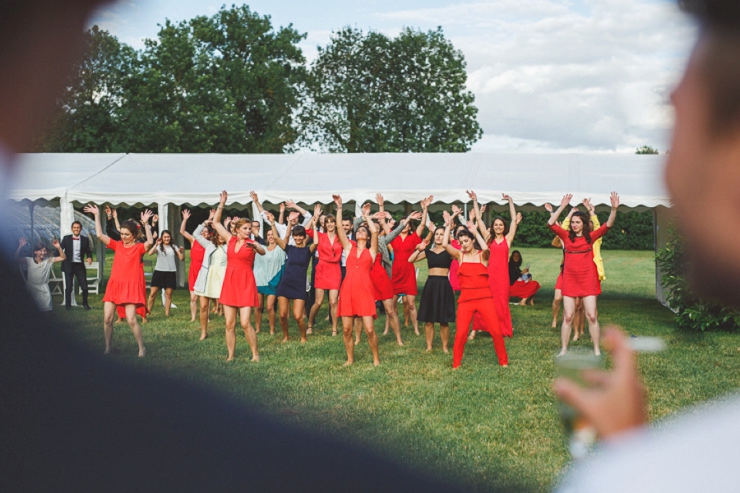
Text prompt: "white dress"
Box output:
[[24, 257, 54, 312]]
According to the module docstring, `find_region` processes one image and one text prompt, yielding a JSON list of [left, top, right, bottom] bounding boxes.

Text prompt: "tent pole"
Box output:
[[29, 203, 35, 245]]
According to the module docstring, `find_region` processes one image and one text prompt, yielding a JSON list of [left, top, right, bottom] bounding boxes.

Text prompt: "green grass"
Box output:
[[54, 248, 740, 492]]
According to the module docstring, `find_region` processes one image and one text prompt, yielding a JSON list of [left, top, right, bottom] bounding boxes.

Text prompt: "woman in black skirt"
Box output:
[[147, 229, 184, 317], [408, 225, 456, 352]]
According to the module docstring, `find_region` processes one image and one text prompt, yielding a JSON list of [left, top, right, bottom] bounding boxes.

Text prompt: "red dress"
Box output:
[[369, 252, 394, 301], [549, 223, 610, 297], [509, 279, 541, 299], [449, 239, 462, 291], [473, 239, 513, 337], [390, 232, 421, 295], [338, 246, 377, 318], [188, 241, 205, 291], [116, 259, 149, 319], [103, 240, 147, 307], [219, 236, 259, 308], [314, 232, 342, 290]]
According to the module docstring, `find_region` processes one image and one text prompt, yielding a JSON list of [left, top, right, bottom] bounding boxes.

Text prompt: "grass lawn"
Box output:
[[54, 248, 740, 492]]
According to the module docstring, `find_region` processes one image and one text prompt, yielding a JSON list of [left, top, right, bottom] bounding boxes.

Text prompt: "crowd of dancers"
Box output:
[[21, 190, 620, 367]]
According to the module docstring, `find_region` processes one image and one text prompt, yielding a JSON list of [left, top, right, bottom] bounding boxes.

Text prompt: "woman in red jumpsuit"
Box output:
[[333, 194, 381, 366], [85, 204, 154, 358], [307, 213, 343, 336], [212, 191, 266, 362], [547, 192, 620, 356], [390, 195, 432, 336], [441, 211, 508, 368]]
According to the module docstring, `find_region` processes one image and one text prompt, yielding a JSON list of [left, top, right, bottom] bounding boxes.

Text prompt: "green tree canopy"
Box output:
[[299, 27, 482, 152], [41, 5, 306, 153], [636, 145, 659, 154]]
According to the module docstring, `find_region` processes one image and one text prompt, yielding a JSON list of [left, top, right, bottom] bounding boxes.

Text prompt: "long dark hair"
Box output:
[[509, 249, 522, 268], [159, 229, 173, 253], [456, 229, 480, 251], [568, 211, 592, 244], [356, 225, 372, 249], [488, 216, 510, 239]]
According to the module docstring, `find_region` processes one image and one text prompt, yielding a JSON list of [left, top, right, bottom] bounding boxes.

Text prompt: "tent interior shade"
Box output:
[[10, 152, 670, 210]]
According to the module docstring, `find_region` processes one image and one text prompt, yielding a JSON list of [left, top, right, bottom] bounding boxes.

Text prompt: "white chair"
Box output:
[[85, 262, 100, 295], [49, 268, 64, 296]]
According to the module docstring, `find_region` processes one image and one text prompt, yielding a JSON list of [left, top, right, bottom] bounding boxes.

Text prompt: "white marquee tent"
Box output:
[[9, 152, 674, 302]]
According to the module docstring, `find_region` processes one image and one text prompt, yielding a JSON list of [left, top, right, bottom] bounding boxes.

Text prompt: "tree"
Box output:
[[40, 5, 306, 153], [636, 145, 659, 154], [299, 27, 482, 152]]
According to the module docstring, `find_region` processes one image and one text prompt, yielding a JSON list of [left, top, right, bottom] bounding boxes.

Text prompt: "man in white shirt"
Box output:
[[61, 220, 93, 309]]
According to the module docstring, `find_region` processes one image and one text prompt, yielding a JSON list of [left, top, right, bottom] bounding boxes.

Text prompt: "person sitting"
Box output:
[[508, 250, 541, 305]]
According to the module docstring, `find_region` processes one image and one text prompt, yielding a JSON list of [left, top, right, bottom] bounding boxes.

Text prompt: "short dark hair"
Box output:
[[71, 221, 82, 229], [292, 225, 307, 237], [681, 0, 740, 135]]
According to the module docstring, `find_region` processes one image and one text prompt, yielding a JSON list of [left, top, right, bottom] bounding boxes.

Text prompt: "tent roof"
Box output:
[[10, 152, 670, 209]]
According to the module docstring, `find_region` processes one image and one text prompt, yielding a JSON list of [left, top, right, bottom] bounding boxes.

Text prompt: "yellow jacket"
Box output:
[[562, 214, 606, 281]]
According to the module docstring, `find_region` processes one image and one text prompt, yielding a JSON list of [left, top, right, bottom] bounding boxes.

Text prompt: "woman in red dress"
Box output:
[[333, 194, 380, 366], [212, 191, 266, 362], [85, 204, 153, 358], [548, 192, 620, 356], [469, 191, 521, 338], [180, 208, 209, 322], [508, 250, 541, 304], [307, 212, 342, 336], [441, 212, 508, 368], [390, 195, 431, 336]]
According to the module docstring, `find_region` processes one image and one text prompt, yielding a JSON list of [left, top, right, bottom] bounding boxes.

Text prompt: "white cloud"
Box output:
[[377, 0, 697, 152]]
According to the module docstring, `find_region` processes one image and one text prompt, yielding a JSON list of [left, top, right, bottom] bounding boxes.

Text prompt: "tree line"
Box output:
[[36, 5, 482, 154]]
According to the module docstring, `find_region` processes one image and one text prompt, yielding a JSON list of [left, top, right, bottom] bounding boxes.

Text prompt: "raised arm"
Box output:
[[383, 211, 421, 247], [561, 206, 579, 231], [503, 194, 519, 247], [147, 239, 161, 256], [416, 195, 432, 237], [333, 195, 352, 251], [176, 244, 185, 261], [14, 237, 27, 262], [141, 209, 154, 251], [83, 204, 111, 246], [468, 220, 490, 261], [308, 204, 322, 253], [606, 192, 620, 228], [365, 209, 379, 259], [250, 191, 265, 214], [442, 221, 461, 260], [212, 190, 234, 243], [407, 240, 428, 263], [466, 190, 489, 241], [278, 202, 285, 225], [583, 198, 601, 229], [180, 209, 195, 244], [270, 216, 288, 251], [50, 239, 66, 263], [548, 194, 573, 226]]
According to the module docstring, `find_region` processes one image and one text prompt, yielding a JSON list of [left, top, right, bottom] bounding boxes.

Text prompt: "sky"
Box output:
[[90, 0, 698, 153]]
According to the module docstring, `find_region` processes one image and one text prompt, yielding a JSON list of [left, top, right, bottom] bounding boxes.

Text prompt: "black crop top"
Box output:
[[426, 248, 452, 269]]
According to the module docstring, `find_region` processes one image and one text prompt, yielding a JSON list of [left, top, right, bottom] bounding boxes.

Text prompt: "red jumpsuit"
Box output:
[[453, 255, 508, 368]]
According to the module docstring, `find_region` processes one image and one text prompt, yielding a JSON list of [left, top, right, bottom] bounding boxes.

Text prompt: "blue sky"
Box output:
[[91, 1, 697, 153]]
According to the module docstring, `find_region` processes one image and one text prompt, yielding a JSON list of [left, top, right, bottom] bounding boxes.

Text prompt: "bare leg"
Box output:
[[558, 296, 576, 356], [124, 304, 146, 357], [103, 301, 116, 354], [342, 316, 355, 365], [518, 297, 528, 306], [363, 315, 380, 366], [425, 321, 434, 351], [266, 295, 277, 334], [292, 299, 308, 343], [278, 297, 290, 342], [307, 289, 325, 334], [189, 290, 198, 322], [198, 296, 210, 340], [254, 293, 263, 333], [147, 286, 160, 314], [382, 298, 403, 345], [329, 289, 339, 336], [573, 297, 584, 341], [239, 306, 259, 361], [405, 294, 419, 335], [440, 323, 450, 353], [354, 317, 362, 345], [223, 305, 237, 361], [164, 287, 173, 316], [552, 289, 562, 328], [582, 295, 601, 355]]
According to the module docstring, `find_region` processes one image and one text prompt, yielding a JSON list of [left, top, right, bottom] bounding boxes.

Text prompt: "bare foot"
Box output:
[[282, 336, 289, 343], [252, 355, 260, 362], [383, 329, 389, 335], [556, 350, 566, 357], [332, 331, 337, 337], [426, 347, 432, 352], [255, 328, 261, 334], [300, 337, 307, 343], [103, 347, 111, 355], [501, 364, 508, 368], [443, 347, 449, 353], [518, 300, 526, 306], [414, 329, 420, 336], [528, 298, 535, 306], [199, 332, 208, 341], [138, 347, 146, 358], [190, 317, 196, 322], [354, 338, 360, 345], [226, 355, 234, 362], [397, 340, 404, 346], [344, 360, 353, 366], [594, 348, 601, 356], [468, 331, 476, 341], [573, 334, 579, 342], [269, 330, 275, 335], [141, 318, 147, 324], [373, 359, 380, 367], [306, 326, 313, 335]]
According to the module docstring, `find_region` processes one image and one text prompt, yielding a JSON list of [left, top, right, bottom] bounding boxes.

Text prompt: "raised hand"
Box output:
[[544, 202, 553, 213], [407, 211, 422, 222], [219, 190, 228, 206], [288, 211, 300, 223], [610, 192, 620, 209], [224, 217, 232, 227], [332, 194, 342, 208], [443, 210, 451, 226], [313, 203, 322, 218], [370, 212, 386, 220], [416, 240, 428, 251], [18, 237, 27, 247], [112, 208, 118, 219], [249, 190, 259, 202], [466, 220, 476, 231], [560, 194, 573, 207], [466, 190, 478, 202], [285, 199, 297, 209], [582, 197, 593, 211], [516, 212, 523, 225], [266, 212, 275, 224], [83, 203, 99, 216], [480, 204, 487, 215], [182, 209, 191, 221], [155, 238, 162, 245], [152, 214, 159, 224], [279, 202, 285, 213], [52, 239, 60, 247], [451, 204, 461, 215], [469, 208, 476, 220], [388, 219, 396, 229], [376, 193, 384, 208], [104, 205, 112, 217], [179, 246, 185, 254], [502, 193, 513, 203], [361, 202, 371, 216], [209, 209, 216, 220]]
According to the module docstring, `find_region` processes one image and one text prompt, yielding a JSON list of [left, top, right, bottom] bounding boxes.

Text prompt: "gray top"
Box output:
[[154, 245, 178, 272]]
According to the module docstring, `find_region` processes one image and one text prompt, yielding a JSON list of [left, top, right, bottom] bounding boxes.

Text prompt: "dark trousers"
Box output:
[[65, 263, 88, 307]]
